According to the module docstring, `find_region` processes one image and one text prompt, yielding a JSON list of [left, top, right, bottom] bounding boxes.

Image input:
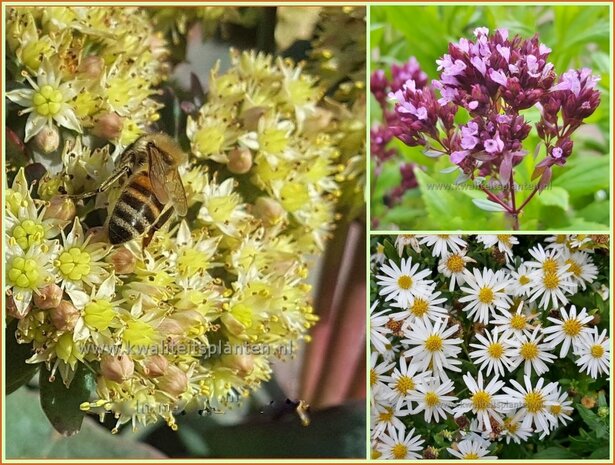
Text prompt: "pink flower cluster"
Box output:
[[378, 27, 600, 190]]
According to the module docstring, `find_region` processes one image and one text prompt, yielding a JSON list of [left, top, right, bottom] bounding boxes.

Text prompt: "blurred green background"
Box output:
[[370, 5, 610, 230]]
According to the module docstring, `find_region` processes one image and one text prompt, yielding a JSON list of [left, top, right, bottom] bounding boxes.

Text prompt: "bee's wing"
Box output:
[[148, 144, 188, 216]]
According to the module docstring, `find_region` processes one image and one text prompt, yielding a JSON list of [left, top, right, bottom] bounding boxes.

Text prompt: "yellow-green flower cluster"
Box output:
[[187, 50, 343, 252], [6, 7, 167, 148], [7, 156, 318, 431]]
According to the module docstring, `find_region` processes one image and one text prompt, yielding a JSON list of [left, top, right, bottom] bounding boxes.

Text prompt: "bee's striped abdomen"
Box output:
[[108, 172, 164, 245]]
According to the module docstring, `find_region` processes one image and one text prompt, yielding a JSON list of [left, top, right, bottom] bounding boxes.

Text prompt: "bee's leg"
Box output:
[[142, 207, 174, 250], [68, 165, 132, 200]]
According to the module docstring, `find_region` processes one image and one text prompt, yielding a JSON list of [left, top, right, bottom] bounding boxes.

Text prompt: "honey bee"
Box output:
[[72, 133, 188, 246]]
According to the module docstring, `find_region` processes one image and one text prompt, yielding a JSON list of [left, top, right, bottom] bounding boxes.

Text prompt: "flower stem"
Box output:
[[509, 172, 519, 230], [517, 184, 540, 212], [480, 186, 514, 214]]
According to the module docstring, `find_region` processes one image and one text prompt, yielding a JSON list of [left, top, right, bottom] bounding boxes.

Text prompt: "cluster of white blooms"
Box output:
[[370, 235, 609, 460]]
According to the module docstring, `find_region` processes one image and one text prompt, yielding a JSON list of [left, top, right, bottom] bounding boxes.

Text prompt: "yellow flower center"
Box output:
[[425, 334, 443, 352], [55, 332, 78, 363], [565, 259, 582, 277], [395, 375, 415, 394], [378, 407, 393, 422], [543, 271, 560, 289], [471, 390, 492, 410], [591, 344, 605, 358], [446, 254, 465, 273], [524, 391, 544, 413], [58, 247, 91, 281], [519, 342, 539, 360], [463, 452, 480, 460], [510, 313, 527, 330], [397, 274, 413, 290], [497, 234, 511, 246], [12, 219, 45, 250], [438, 234, 450, 238], [370, 368, 377, 386], [550, 404, 562, 415], [280, 182, 310, 213], [487, 342, 504, 359], [543, 257, 558, 273], [504, 418, 518, 433], [555, 235, 567, 244], [8, 256, 41, 289], [32, 84, 64, 117], [519, 275, 530, 285], [392, 443, 408, 459], [424, 391, 440, 407], [562, 318, 582, 336], [411, 298, 429, 317], [478, 287, 495, 304], [83, 299, 115, 331]]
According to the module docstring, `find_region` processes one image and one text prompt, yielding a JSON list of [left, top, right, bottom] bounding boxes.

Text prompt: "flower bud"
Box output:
[[100, 354, 135, 383], [223, 354, 254, 377], [241, 106, 266, 131], [581, 395, 596, 409], [6, 294, 31, 319], [303, 107, 333, 135], [33, 126, 60, 154], [85, 226, 107, 244], [43, 195, 76, 223], [92, 112, 123, 140], [253, 196, 285, 226], [143, 354, 168, 378], [49, 300, 80, 331], [423, 446, 439, 459], [33, 284, 63, 309], [227, 148, 253, 174], [598, 406, 609, 418], [109, 246, 136, 274], [79, 55, 104, 80], [157, 365, 188, 397]]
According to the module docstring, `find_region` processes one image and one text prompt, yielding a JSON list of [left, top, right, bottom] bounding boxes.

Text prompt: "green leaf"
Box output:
[[589, 446, 610, 459], [533, 446, 581, 459], [39, 363, 96, 436], [577, 201, 609, 225], [472, 198, 509, 212], [6, 388, 164, 458], [6, 319, 39, 395], [552, 156, 609, 197], [576, 404, 608, 438], [536, 186, 569, 211]]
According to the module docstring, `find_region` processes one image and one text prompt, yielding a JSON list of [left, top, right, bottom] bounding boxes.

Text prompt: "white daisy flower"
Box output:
[[371, 300, 392, 355], [459, 268, 511, 324], [394, 234, 421, 256], [509, 327, 557, 377], [371, 401, 409, 438], [469, 328, 515, 377], [502, 376, 559, 437], [525, 243, 562, 273], [376, 424, 425, 460], [476, 234, 518, 261], [502, 410, 533, 444], [454, 371, 508, 431], [506, 263, 533, 298], [408, 377, 457, 423], [542, 305, 593, 357], [380, 357, 433, 410], [370, 352, 395, 402], [528, 267, 574, 309], [447, 437, 497, 460], [438, 249, 476, 291], [547, 388, 574, 429], [376, 257, 433, 307], [491, 302, 538, 340], [370, 242, 386, 267], [418, 234, 467, 257], [568, 234, 592, 250], [389, 285, 449, 323], [544, 234, 570, 253], [574, 327, 610, 379], [402, 317, 462, 380], [561, 250, 598, 291]]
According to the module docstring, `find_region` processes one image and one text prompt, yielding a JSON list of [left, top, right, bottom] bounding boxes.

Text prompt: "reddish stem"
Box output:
[[480, 186, 514, 214]]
